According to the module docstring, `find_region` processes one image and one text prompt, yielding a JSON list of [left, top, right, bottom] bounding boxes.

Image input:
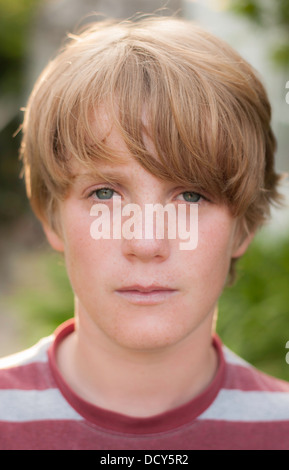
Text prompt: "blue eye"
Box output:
[[182, 192, 201, 203], [94, 188, 114, 200]]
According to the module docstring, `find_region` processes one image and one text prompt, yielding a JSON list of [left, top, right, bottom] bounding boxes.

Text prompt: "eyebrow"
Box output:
[[74, 168, 132, 185]]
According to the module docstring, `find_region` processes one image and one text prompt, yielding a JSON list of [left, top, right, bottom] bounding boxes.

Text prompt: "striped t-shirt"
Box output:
[[0, 319, 289, 450]]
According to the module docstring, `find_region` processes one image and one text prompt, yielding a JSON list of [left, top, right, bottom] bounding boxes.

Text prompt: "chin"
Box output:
[[107, 320, 193, 352]]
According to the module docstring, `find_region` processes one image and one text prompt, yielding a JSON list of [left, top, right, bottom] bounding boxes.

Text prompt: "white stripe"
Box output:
[[198, 389, 289, 422], [0, 389, 83, 422], [222, 346, 253, 368], [0, 336, 53, 369]]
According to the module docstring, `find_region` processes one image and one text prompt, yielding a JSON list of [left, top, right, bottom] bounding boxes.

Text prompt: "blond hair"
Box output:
[[20, 16, 282, 244]]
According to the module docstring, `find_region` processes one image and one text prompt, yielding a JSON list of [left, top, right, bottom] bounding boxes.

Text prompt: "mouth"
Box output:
[[115, 285, 178, 305]]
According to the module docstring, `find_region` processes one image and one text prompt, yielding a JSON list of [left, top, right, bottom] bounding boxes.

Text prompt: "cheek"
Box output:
[[61, 210, 116, 288], [66, 236, 115, 273], [190, 217, 236, 285]]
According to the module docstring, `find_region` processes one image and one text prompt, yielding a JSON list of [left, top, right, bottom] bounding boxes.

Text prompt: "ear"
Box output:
[[42, 223, 65, 252], [232, 231, 255, 259]]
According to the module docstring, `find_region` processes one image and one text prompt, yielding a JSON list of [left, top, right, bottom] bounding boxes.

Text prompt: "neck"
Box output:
[[57, 303, 218, 418]]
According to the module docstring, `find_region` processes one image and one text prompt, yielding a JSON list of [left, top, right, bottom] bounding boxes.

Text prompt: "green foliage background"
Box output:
[[0, 0, 40, 93], [227, 0, 289, 66], [218, 233, 289, 381], [0, 0, 41, 223]]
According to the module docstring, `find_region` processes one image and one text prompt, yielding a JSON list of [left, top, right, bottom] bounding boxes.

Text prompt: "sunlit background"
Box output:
[[0, 0, 289, 379]]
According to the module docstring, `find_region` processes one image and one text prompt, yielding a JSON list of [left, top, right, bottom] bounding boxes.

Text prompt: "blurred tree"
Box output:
[[226, 0, 289, 66], [0, 0, 40, 96], [0, 118, 27, 222], [217, 231, 289, 381], [0, 0, 42, 224]]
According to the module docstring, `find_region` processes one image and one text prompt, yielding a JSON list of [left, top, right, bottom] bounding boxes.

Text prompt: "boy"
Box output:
[[0, 16, 289, 450]]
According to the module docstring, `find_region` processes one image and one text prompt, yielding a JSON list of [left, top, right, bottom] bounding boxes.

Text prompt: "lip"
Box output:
[[115, 285, 178, 305], [117, 284, 176, 293]]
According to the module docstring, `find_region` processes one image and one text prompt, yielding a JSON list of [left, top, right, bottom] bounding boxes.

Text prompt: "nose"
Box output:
[[122, 236, 170, 262], [121, 205, 171, 262]]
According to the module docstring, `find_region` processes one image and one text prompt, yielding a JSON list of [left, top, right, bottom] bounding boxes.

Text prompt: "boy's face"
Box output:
[[45, 120, 252, 352]]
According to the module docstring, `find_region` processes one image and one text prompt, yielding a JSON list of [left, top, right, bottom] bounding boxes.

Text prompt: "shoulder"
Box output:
[[0, 335, 54, 389], [202, 342, 289, 426], [0, 335, 53, 369], [0, 332, 82, 442], [222, 345, 289, 392]]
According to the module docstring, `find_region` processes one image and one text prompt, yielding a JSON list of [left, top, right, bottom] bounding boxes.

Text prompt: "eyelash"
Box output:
[[88, 186, 207, 204], [88, 187, 120, 201], [176, 192, 204, 204]]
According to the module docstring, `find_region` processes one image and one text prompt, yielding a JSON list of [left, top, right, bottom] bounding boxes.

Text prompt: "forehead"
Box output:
[[71, 155, 170, 190], [91, 105, 120, 144], [91, 102, 153, 147], [79, 104, 161, 174]]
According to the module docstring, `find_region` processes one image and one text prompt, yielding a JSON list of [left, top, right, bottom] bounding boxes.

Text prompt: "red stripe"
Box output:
[[223, 362, 289, 392], [0, 419, 288, 450], [0, 362, 55, 390]]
